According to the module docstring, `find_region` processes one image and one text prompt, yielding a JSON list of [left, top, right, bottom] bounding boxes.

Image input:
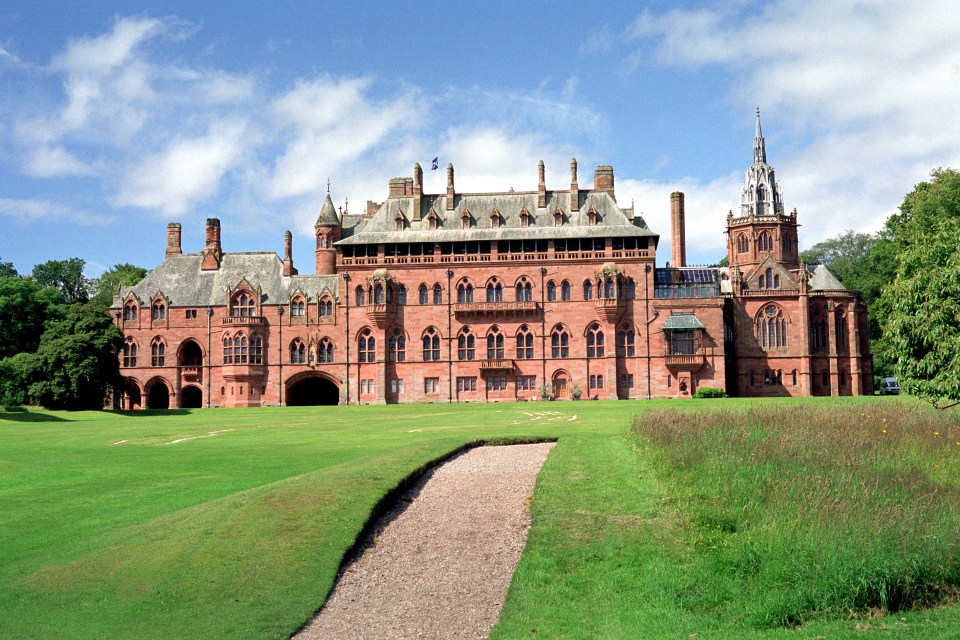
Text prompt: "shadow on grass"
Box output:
[[110, 409, 196, 417], [0, 407, 68, 422]]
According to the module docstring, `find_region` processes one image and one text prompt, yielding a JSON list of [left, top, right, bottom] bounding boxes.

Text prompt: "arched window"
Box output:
[[626, 278, 636, 300], [374, 283, 385, 304], [551, 326, 569, 359], [223, 334, 233, 365], [151, 337, 165, 367], [123, 338, 137, 367], [319, 297, 333, 317], [757, 231, 773, 252], [547, 280, 556, 302], [397, 284, 407, 305], [318, 338, 334, 363], [491, 211, 502, 228], [389, 328, 406, 362], [773, 274, 780, 288], [355, 286, 365, 306], [486, 280, 503, 302], [561, 280, 571, 301], [358, 329, 375, 363], [617, 324, 635, 357], [290, 339, 306, 364], [428, 212, 438, 230], [587, 209, 598, 226], [385, 285, 393, 304], [419, 284, 429, 305], [835, 307, 848, 350], [758, 274, 765, 289], [423, 327, 441, 361], [554, 211, 563, 227], [604, 278, 615, 299], [228, 333, 248, 364], [458, 327, 476, 361], [250, 333, 263, 364], [457, 282, 474, 303], [462, 211, 472, 229], [432, 283, 443, 305], [516, 325, 534, 359], [291, 297, 305, 316], [123, 302, 138, 321], [520, 210, 531, 228], [583, 280, 593, 301], [765, 268, 773, 289], [737, 234, 749, 253], [755, 304, 787, 349], [486, 326, 504, 359], [587, 323, 604, 358], [232, 293, 255, 317], [152, 300, 166, 320], [515, 278, 532, 302], [395, 216, 404, 232]]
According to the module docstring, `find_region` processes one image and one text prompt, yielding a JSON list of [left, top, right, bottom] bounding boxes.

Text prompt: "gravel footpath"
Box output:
[[294, 442, 556, 640]]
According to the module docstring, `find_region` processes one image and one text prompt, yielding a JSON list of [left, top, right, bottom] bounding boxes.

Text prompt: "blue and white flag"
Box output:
[[431, 157, 439, 171]]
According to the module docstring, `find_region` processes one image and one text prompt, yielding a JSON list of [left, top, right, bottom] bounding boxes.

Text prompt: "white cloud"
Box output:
[[0, 198, 113, 224], [22, 145, 93, 178]]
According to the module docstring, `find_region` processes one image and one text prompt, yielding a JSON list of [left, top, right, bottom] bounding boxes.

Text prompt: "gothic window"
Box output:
[[249, 333, 263, 364], [291, 297, 305, 316], [152, 300, 166, 320], [395, 216, 404, 232], [223, 334, 233, 365], [389, 328, 406, 362], [355, 286, 365, 306], [462, 211, 472, 229], [458, 327, 476, 361], [758, 274, 765, 289], [811, 307, 827, 349], [737, 234, 749, 253], [318, 338, 334, 364], [603, 277, 615, 299], [123, 302, 138, 321], [774, 274, 780, 288], [433, 283, 443, 305], [669, 330, 696, 355], [398, 284, 407, 305], [419, 284, 428, 305], [626, 278, 636, 300], [229, 333, 248, 364], [554, 210, 563, 227], [486, 326, 504, 360], [835, 307, 848, 350], [756, 304, 787, 349], [423, 327, 441, 361], [547, 280, 557, 302], [486, 280, 503, 302], [374, 283, 385, 304], [457, 282, 474, 303], [757, 184, 767, 205], [617, 324, 635, 357], [151, 337, 165, 367], [583, 280, 593, 301], [520, 209, 531, 228], [551, 326, 570, 359], [586, 323, 604, 358], [358, 329, 375, 363], [515, 278, 532, 302], [491, 210, 502, 228], [587, 207, 598, 226], [290, 339, 306, 364], [516, 325, 534, 359], [123, 339, 137, 367], [561, 280, 571, 301], [757, 232, 773, 252], [428, 212, 439, 230], [232, 293, 255, 317], [319, 297, 333, 317], [782, 233, 792, 253]]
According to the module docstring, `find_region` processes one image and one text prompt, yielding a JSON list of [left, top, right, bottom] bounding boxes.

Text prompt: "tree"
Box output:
[[89, 263, 148, 308], [15, 303, 124, 409], [0, 276, 64, 360], [0, 259, 17, 279], [800, 230, 876, 284], [31, 257, 89, 303], [879, 168, 960, 408]]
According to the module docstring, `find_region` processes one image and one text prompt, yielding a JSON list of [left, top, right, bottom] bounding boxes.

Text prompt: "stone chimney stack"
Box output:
[[388, 178, 406, 197], [200, 218, 222, 271], [446, 163, 456, 210], [413, 163, 423, 220], [166, 223, 182, 258], [670, 191, 687, 268], [282, 230, 298, 276], [594, 165, 615, 202], [570, 158, 579, 211], [538, 160, 546, 208]]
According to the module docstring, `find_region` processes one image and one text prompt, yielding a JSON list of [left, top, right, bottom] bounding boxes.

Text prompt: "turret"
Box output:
[[315, 188, 341, 275]]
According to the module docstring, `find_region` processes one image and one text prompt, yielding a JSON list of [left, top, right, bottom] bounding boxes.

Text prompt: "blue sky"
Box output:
[[2, 1, 959, 276]]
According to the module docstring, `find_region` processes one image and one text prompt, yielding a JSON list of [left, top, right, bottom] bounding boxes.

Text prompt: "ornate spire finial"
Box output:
[[326, 178, 330, 194], [753, 107, 766, 165]]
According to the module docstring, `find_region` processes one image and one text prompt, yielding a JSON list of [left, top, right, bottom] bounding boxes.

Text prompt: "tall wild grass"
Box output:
[[633, 402, 960, 628]]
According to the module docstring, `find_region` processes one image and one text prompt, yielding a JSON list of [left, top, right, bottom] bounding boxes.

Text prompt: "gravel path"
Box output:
[[294, 442, 556, 640]]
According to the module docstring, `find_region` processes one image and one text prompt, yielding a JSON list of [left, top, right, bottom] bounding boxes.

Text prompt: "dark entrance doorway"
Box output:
[[148, 383, 170, 409], [286, 376, 339, 406], [123, 380, 142, 410], [180, 386, 202, 408]]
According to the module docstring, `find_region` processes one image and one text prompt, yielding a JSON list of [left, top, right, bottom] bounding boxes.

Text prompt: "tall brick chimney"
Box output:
[[538, 160, 546, 208], [282, 230, 297, 276], [670, 191, 687, 268], [594, 165, 615, 202], [413, 163, 423, 221], [200, 218, 222, 271], [570, 158, 579, 211], [446, 163, 456, 210], [166, 223, 182, 258]]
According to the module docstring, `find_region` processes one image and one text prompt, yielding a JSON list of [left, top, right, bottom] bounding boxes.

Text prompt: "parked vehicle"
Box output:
[[881, 377, 901, 395]]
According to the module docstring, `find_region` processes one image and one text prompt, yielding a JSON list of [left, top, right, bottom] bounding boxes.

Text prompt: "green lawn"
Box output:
[[1, 398, 958, 639]]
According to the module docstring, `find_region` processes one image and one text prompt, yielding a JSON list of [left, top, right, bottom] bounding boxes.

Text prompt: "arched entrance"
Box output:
[[552, 371, 569, 400], [148, 381, 170, 409], [180, 385, 202, 408], [122, 379, 142, 410], [286, 375, 340, 406]]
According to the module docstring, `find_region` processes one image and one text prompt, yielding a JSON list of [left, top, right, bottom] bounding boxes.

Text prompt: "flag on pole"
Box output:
[[431, 157, 439, 171]]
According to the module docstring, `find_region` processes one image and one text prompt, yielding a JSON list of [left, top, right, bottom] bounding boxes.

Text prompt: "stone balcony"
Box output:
[[454, 300, 539, 318], [479, 359, 514, 371], [664, 353, 705, 371], [594, 297, 625, 323], [365, 303, 396, 329], [179, 366, 202, 383], [222, 315, 267, 327]]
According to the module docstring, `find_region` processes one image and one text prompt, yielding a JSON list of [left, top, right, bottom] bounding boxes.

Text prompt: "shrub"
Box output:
[[692, 386, 727, 398]]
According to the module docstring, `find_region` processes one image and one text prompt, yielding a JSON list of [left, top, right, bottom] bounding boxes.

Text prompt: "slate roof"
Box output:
[[336, 189, 657, 246], [113, 253, 340, 308], [808, 264, 846, 291], [662, 312, 706, 330], [314, 193, 341, 227]]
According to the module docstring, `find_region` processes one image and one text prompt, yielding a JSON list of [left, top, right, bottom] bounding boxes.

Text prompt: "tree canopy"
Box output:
[[0, 276, 64, 360], [0, 259, 17, 279], [879, 168, 960, 408], [31, 257, 89, 303], [89, 263, 148, 308]]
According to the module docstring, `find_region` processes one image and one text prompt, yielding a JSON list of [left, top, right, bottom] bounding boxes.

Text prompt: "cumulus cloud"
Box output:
[[0, 198, 113, 224]]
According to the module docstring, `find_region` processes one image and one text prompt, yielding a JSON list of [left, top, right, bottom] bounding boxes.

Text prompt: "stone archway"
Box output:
[[286, 374, 340, 406], [147, 381, 170, 409], [122, 379, 142, 410], [180, 385, 202, 408]]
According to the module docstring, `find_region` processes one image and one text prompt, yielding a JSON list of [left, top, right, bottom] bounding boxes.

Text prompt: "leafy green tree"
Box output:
[[0, 259, 17, 279], [880, 168, 960, 408], [31, 257, 89, 303], [16, 303, 124, 409], [800, 230, 876, 284], [0, 276, 64, 360], [89, 263, 148, 308]]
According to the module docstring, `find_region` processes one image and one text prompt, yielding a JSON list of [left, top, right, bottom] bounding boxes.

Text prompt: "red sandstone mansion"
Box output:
[[112, 114, 872, 408]]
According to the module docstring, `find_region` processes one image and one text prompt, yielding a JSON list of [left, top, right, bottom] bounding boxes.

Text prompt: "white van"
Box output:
[[881, 377, 900, 395]]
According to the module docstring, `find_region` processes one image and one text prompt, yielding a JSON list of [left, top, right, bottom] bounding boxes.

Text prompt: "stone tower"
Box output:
[[315, 189, 341, 275]]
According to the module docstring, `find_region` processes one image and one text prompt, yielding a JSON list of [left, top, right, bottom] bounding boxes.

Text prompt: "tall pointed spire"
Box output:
[[753, 107, 767, 165]]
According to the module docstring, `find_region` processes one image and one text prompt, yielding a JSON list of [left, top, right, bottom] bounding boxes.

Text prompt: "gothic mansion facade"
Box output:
[[112, 116, 873, 408]]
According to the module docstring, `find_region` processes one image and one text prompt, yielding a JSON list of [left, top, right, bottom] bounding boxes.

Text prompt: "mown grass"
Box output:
[[2, 398, 959, 639]]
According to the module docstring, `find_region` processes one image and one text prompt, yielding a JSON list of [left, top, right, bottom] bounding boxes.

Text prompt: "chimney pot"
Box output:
[[166, 222, 182, 258]]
